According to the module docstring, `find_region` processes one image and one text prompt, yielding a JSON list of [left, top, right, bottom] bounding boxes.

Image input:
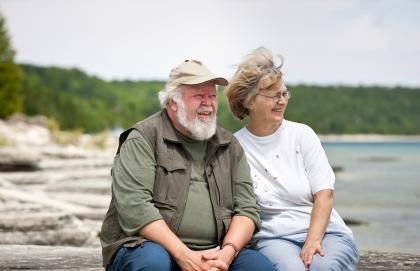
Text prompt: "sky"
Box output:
[[1, 0, 420, 87]]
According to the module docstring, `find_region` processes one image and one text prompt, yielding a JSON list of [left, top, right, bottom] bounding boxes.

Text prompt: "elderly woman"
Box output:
[[224, 47, 359, 271]]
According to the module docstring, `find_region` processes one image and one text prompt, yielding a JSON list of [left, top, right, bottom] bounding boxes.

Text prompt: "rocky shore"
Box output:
[[1, 115, 419, 270], [0, 115, 115, 249]]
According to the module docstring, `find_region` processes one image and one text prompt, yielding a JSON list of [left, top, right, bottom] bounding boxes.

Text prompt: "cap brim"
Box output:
[[179, 75, 228, 86]]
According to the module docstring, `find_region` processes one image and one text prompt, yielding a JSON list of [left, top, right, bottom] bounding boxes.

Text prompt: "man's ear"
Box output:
[[168, 99, 178, 112]]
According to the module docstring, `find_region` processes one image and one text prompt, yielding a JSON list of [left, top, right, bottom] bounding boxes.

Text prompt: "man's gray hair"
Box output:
[[158, 83, 183, 108]]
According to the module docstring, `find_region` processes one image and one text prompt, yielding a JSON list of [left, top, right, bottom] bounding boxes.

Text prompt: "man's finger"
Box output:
[[202, 246, 220, 254], [205, 259, 228, 271], [204, 246, 220, 253], [201, 252, 218, 260], [201, 246, 221, 260]]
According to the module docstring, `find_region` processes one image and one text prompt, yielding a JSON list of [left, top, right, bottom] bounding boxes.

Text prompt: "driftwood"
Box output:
[[0, 245, 419, 270]]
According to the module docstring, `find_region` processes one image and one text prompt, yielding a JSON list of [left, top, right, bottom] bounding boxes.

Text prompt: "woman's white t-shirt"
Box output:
[[234, 120, 353, 240]]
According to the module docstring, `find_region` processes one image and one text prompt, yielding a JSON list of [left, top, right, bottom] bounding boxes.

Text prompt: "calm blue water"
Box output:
[[323, 142, 420, 254]]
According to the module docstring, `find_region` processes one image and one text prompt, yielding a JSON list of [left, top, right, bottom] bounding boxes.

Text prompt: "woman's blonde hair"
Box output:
[[224, 47, 283, 120]]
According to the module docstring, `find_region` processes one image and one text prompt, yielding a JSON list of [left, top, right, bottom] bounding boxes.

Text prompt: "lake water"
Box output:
[[323, 142, 420, 254]]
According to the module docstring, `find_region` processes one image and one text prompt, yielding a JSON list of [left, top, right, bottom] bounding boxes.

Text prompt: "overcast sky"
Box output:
[[1, 0, 419, 87]]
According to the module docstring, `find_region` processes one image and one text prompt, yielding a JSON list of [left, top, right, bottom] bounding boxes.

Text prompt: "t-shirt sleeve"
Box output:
[[299, 124, 335, 194], [234, 152, 262, 231], [112, 130, 162, 236]]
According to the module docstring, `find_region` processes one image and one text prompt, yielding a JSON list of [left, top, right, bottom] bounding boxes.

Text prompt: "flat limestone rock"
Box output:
[[0, 212, 66, 231], [0, 147, 41, 171], [0, 245, 102, 270], [359, 250, 420, 270], [0, 245, 419, 270], [0, 213, 98, 247], [0, 187, 107, 220]]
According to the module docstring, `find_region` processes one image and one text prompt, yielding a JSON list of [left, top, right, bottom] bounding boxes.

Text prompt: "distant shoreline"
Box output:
[[319, 134, 420, 143]]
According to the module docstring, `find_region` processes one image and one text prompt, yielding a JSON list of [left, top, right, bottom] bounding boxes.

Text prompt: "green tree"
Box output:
[[0, 14, 22, 118]]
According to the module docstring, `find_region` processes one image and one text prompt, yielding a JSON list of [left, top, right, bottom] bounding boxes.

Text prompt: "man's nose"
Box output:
[[201, 95, 211, 105]]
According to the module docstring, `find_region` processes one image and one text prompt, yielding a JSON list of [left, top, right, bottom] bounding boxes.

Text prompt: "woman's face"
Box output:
[[248, 80, 288, 125]]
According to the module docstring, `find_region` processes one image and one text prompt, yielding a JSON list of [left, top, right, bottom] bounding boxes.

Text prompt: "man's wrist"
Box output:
[[221, 242, 239, 258], [170, 243, 191, 262]]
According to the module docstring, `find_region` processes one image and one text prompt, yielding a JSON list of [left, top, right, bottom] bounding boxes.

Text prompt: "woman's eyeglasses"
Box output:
[[256, 90, 291, 103]]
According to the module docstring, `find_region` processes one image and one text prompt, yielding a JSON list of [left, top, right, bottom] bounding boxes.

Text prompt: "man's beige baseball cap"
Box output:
[[169, 60, 228, 86]]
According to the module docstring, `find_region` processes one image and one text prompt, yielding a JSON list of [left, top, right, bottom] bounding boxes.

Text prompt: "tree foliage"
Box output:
[[19, 64, 420, 134], [284, 85, 420, 134], [20, 64, 161, 132], [0, 14, 22, 118]]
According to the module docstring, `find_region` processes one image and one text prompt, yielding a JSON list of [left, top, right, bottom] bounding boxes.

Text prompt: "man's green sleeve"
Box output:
[[233, 153, 262, 231], [112, 130, 162, 236]]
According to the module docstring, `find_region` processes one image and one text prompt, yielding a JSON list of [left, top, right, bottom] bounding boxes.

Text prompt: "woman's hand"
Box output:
[[300, 241, 325, 269], [300, 189, 333, 269]]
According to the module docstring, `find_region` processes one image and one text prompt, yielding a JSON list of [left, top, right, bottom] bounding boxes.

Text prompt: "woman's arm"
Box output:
[[300, 189, 334, 269]]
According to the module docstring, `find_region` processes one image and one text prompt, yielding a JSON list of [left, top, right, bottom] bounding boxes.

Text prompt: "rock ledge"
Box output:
[[0, 245, 419, 270]]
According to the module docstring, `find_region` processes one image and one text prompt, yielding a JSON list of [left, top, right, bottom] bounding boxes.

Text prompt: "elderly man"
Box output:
[[100, 60, 275, 271]]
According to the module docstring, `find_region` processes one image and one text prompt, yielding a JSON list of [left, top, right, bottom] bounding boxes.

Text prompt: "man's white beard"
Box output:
[[175, 100, 217, 141]]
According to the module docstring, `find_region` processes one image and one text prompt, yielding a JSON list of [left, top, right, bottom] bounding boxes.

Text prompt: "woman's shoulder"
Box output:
[[284, 120, 315, 135], [233, 126, 251, 139], [285, 121, 323, 150]]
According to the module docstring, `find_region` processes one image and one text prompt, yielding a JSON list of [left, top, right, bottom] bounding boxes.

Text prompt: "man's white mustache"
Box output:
[[197, 106, 213, 114]]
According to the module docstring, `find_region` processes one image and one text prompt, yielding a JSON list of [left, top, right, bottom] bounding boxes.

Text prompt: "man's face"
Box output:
[[180, 81, 218, 122], [174, 81, 218, 140]]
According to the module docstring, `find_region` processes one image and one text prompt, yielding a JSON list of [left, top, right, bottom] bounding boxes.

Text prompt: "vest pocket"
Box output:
[[154, 152, 187, 204]]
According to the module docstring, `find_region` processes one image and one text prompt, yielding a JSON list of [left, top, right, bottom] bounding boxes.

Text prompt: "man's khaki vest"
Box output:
[[100, 110, 245, 267]]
